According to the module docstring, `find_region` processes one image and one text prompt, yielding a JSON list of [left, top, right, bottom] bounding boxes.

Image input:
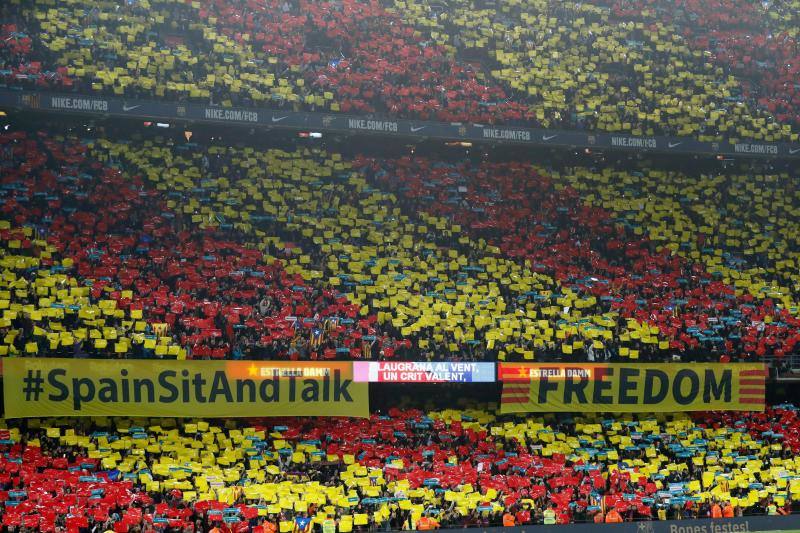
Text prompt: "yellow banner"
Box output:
[[499, 363, 766, 413], [4, 359, 368, 418]]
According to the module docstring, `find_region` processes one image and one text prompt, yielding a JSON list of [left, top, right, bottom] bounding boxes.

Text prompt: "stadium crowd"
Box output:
[[366, 156, 800, 362], [601, 0, 800, 131], [0, 0, 798, 141], [1, 3, 799, 533], [397, 0, 798, 141], [0, 406, 798, 531], [0, 127, 797, 363]]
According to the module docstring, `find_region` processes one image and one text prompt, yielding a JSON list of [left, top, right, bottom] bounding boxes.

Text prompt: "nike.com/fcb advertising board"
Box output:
[[6, 89, 799, 159]]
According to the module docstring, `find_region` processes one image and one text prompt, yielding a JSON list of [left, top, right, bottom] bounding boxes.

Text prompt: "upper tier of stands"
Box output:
[[0, 128, 798, 362], [0, 0, 798, 142]]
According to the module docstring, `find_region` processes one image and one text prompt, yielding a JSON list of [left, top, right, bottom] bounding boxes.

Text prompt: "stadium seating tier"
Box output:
[[0, 407, 798, 531], [0, 129, 798, 362], [1, 0, 799, 142]]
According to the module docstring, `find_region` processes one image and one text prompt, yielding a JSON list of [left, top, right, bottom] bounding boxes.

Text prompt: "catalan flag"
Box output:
[[737, 367, 767, 408], [501, 383, 531, 406], [310, 327, 324, 350]]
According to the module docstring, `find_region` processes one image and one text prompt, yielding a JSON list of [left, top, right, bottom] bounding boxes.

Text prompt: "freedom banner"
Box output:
[[4, 359, 368, 418], [353, 361, 495, 383], [499, 363, 766, 413]]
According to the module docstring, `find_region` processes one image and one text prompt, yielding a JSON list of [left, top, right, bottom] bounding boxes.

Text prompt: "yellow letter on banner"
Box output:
[[4, 359, 368, 418], [498, 363, 765, 413]]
